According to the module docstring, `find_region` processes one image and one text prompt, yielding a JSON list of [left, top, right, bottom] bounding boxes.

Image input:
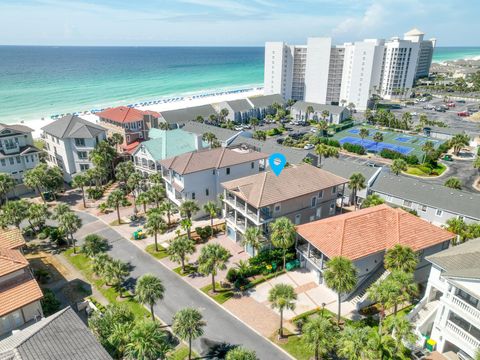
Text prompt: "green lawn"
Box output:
[[145, 244, 170, 260], [271, 330, 313, 360], [405, 163, 447, 177], [201, 283, 235, 304], [168, 346, 198, 360], [173, 264, 197, 277], [63, 249, 149, 319]]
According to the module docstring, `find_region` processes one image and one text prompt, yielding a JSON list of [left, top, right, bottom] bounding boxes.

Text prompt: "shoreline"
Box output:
[[22, 86, 264, 138]]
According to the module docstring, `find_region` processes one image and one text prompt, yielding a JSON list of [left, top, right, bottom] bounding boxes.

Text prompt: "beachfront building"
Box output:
[[0, 123, 41, 196], [290, 101, 350, 124], [159, 104, 217, 129], [215, 99, 254, 124], [42, 115, 107, 182], [0, 228, 43, 337], [264, 29, 436, 110], [221, 164, 347, 253], [160, 147, 268, 218], [182, 122, 243, 147], [97, 106, 159, 152], [409, 238, 480, 359], [295, 205, 454, 305], [371, 173, 480, 226], [132, 128, 206, 177], [0, 307, 112, 360], [247, 94, 285, 119]]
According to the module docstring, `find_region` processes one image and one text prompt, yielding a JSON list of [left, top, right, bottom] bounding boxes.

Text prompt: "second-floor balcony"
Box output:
[[445, 319, 480, 351], [224, 193, 272, 224], [444, 292, 480, 323]]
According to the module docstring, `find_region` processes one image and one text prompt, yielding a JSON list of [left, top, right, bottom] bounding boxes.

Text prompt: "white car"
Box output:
[[310, 127, 317, 133], [304, 144, 315, 150], [411, 112, 418, 116], [234, 126, 244, 131]]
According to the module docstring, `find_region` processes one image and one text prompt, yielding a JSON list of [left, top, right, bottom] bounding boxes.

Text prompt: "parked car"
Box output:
[[457, 111, 470, 117], [411, 112, 418, 116], [276, 138, 285, 144], [234, 126, 244, 131], [446, 102, 456, 107], [290, 132, 307, 140], [467, 107, 479, 113], [242, 124, 251, 129], [435, 106, 446, 112], [457, 99, 466, 103], [423, 104, 434, 110], [303, 144, 315, 150], [310, 127, 317, 133]]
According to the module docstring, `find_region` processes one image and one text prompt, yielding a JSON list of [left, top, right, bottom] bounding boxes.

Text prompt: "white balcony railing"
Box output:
[[445, 320, 480, 349], [444, 293, 480, 322]]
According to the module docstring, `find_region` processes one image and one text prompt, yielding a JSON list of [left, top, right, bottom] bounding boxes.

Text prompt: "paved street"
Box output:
[[72, 211, 292, 360]]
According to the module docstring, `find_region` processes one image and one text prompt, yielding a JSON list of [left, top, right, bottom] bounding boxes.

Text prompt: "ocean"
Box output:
[[0, 46, 479, 124]]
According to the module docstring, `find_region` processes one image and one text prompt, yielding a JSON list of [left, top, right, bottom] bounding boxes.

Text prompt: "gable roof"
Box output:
[[41, 115, 106, 139], [160, 147, 268, 175], [0, 228, 26, 250], [0, 307, 112, 360], [225, 99, 253, 113], [160, 105, 217, 126], [182, 122, 242, 143], [0, 274, 43, 317], [247, 94, 285, 108], [291, 101, 348, 115], [0, 124, 33, 135], [371, 174, 480, 220], [0, 249, 29, 277], [296, 204, 454, 261], [97, 106, 159, 124], [133, 129, 204, 161], [427, 238, 480, 279], [221, 163, 348, 208]]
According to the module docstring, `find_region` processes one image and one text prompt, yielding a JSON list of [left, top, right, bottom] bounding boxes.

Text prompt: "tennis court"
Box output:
[[333, 125, 445, 159]]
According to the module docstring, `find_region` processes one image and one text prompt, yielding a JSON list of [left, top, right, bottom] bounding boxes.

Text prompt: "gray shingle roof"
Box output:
[[291, 101, 347, 115], [225, 99, 253, 113], [247, 94, 285, 108], [427, 238, 480, 279], [0, 124, 33, 135], [182, 122, 242, 143], [228, 136, 310, 165], [0, 307, 111, 360], [160, 105, 217, 125], [41, 115, 106, 139], [371, 173, 480, 220]]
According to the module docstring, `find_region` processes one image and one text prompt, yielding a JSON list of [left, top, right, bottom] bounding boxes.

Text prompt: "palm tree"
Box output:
[[384, 314, 416, 354], [219, 108, 230, 123], [58, 211, 82, 253], [316, 120, 328, 137], [110, 133, 124, 152], [226, 347, 258, 360], [108, 322, 133, 358], [302, 317, 335, 360], [115, 161, 135, 187], [0, 173, 15, 205], [26, 203, 49, 233], [124, 320, 170, 360], [365, 328, 396, 360], [203, 201, 220, 236], [180, 218, 193, 239], [172, 308, 206, 360], [315, 143, 339, 167], [321, 110, 330, 123], [242, 227, 265, 256], [127, 172, 143, 214], [104, 258, 130, 295], [82, 234, 108, 258], [384, 244, 418, 273], [107, 189, 126, 224], [268, 283, 297, 338], [160, 200, 175, 225], [149, 172, 163, 185], [269, 217, 296, 270], [421, 140, 435, 163], [149, 184, 165, 208], [2, 200, 28, 228], [249, 117, 259, 131], [137, 191, 153, 213], [135, 274, 165, 322], [359, 128, 370, 147], [52, 203, 71, 220], [338, 326, 370, 360], [388, 270, 418, 315], [305, 105, 315, 122], [474, 156, 480, 172], [196, 115, 205, 123], [202, 132, 218, 146], [92, 253, 111, 277], [144, 209, 167, 252], [373, 132, 383, 151], [167, 236, 196, 273], [391, 158, 407, 175], [72, 173, 89, 208], [450, 133, 470, 155], [444, 177, 462, 190], [180, 200, 200, 220], [367, 278, 397, 334], [90, 140, 117, 179], [324, 256, 357, 326], [198, 243, 231, 293], [361, 194, 385, 208], [24, 164, 46, 203], [348, 173, 366, 210]]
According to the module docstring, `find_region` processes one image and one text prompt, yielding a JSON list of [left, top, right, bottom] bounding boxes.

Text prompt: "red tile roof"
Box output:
[[123, 140, 141, 153], [97, 106, 159, 124], [296, 204, 455, 261], [0, 228, 26, 250], [0, 275, 43, 316], [0, 248, 29, 277]]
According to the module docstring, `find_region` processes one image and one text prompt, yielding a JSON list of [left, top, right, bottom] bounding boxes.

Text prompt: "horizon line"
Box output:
[[1, 44, 479, 48]]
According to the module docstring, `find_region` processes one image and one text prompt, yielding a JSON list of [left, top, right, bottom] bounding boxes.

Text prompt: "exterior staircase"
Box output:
[[350, 265, 390, 307]]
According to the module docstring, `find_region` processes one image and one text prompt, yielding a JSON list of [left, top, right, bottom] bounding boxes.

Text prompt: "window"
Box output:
[[9, 158, 14, 165], [80, 164, 90, 171], [75, 138, 85, 146], [192, 192, 196, 200], [251, 162, 254, 169], [329, 203, 335, 214], [274, 204, 281, 213], [421, 205, 427, 212], [0, 159, 4, 166], [316, 208, 322, 218], [226, 168, 230, 175], [205, 189, 209, 196], [77, 151, 88, 159], [436, 209, 443, 217], [212, 170, 216, 175], [25, 156, 29, 163], [403, 200, 412, 208], [318, 190, 323, 198], [332, 187, 337, 194], [311, 197, 317, 207], [295, 214, 301, 225]]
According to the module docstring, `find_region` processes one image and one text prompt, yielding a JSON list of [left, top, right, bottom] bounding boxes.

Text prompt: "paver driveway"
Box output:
[[72, 211, 292, 360]]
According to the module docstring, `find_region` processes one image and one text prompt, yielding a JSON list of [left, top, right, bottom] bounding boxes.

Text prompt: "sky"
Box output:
[[0, 0, 478, 46]]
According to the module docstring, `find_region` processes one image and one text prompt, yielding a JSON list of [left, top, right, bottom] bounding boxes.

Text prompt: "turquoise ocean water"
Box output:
[[0, 46, 479, 124]]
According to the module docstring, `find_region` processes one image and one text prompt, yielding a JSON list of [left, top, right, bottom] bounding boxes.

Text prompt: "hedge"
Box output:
[[342, 142, 366, 155]]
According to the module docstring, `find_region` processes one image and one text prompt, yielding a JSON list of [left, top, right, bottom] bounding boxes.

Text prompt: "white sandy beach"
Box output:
[[24, 87, 264, 139]]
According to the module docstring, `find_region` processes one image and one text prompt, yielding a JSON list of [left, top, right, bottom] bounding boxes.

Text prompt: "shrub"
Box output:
[[317, 137, 341, 148], [380, 149, 419, 165], [194, 226, 210, 241], [233, 276, 250, 290], [266, 127, 283, 136], [41, 288, 60, 316], [249, 248, 295, 268], [87, 187, 104, 200], [342, 142, 366, 155], [405, 155, 419, 165], [418, 165, 433, 175], [49, 228, 66, 246], [38, 232, 49, 240], [226, 268, 239, 283], [34, 269, 51, 284]]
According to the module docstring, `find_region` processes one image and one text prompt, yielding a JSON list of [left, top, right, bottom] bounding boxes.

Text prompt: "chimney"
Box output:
[[194, 134, 203, 150]]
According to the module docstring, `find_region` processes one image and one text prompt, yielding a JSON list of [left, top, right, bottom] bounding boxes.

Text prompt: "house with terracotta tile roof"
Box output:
[[295, 204, 455, 302], [0, 228, 26, 251], [160, 147, 268, 217], [221, 163, 348, 254], [0, 243, 43, 337], [97, 106, 160, 151]]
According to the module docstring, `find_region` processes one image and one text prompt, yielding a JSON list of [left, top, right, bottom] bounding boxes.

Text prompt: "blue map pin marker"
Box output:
[[268, 153, 286, 176]]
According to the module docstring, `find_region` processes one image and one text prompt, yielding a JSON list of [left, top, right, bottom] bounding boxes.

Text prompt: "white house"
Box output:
[[0, 123, 41, 196], [42, 115, 107, 182], [290, 101, 351, 124], [409, 238, 480, 359], [160, 147, 268, 218]]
